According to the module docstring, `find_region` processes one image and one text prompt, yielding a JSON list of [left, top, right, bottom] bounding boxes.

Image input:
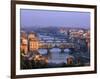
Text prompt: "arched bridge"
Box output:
[[38, 40, 75, 53]]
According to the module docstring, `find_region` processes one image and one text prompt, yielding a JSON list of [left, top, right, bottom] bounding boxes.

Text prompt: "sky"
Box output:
[[20, 9, 90, 29]]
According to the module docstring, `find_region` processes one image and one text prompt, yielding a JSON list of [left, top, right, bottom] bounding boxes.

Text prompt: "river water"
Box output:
[[37, 34, 90, 65], [38, 48, 71, 64]]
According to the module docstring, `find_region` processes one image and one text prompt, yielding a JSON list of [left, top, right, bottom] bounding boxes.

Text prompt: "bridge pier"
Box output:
[[47, 48, 51, 53], [61, 48, 64, 53], [46, 48, 52, 59]]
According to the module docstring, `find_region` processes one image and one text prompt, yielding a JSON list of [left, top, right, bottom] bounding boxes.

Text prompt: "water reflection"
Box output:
[[38, 48, 71, 64]]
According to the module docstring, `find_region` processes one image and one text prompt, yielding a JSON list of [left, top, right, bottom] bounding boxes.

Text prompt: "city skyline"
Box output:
[[20, 9, 90, 69], [20, 9, 90, 29]]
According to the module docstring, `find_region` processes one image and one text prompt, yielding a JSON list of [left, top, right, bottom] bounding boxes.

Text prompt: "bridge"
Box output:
[[38, 40, 75, 53]]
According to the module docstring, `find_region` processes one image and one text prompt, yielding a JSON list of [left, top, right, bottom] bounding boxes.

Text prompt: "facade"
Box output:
[[84, 31, 90, 49], [20, 31, 39, 54], [28, 32, 39, 52], [67, 56, 74, 65], [20, 31, 28, 54]]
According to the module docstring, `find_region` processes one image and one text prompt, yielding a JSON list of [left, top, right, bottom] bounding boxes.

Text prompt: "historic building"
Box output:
[[84, 31, 90, 49], [28, 32, 39, 52], [66, 55, 74, 65], [20, 31, 28, 54]]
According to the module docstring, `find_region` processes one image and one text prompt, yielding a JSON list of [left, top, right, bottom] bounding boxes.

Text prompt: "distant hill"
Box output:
[[21, 26, 89, 33]]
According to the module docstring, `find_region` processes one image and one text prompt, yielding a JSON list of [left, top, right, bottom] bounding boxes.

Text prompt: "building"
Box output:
[[20, 31, 28, 54], [83, 31, 90, 49], [28, 32, 39, 52], [66, 55, 74, 65], [59, 28, 69, 35]]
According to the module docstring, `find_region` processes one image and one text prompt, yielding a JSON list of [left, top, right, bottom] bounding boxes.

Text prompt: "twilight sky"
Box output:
[[20, 9, 90, 29]]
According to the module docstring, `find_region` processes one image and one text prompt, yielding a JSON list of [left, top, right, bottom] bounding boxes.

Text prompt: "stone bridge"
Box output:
[[38, 40, 75, 53]]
